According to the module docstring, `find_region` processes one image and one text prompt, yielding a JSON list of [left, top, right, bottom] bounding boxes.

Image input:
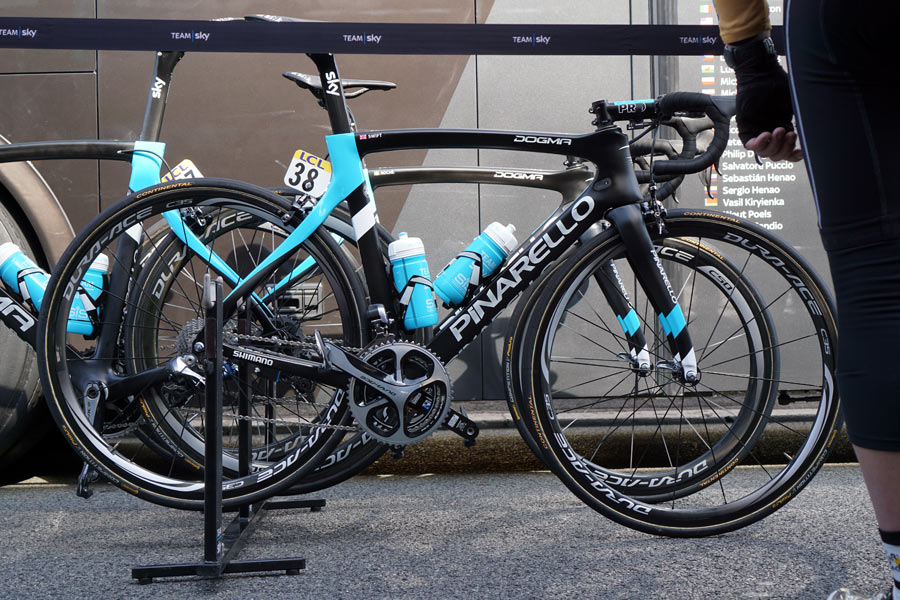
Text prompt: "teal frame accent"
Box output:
[[224, 133, 365, 303], [144, 133, 362, 310], [616, 308, 641, 336], [658, 304, 686, 338], [128, 140, 166, 192]]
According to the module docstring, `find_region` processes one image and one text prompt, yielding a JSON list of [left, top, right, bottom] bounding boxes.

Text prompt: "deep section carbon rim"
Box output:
[[521, 210, 840, 536], [37, 179, 361, 509]]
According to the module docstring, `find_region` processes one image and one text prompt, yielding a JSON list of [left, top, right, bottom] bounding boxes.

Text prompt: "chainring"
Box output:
[[348, 340, 452, 446]]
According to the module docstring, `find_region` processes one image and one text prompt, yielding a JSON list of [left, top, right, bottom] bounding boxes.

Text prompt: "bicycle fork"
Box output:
[[604, 203, 699, 384]]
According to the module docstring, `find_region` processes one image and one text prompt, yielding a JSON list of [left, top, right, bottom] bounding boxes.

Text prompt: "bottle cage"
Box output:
[[396, 274, 436, 325], [434, 250, 483, 309]]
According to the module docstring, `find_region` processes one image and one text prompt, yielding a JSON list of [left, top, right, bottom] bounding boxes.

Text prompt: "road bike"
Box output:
[[0, 39, 591, 491], [31, 42, 841, 536]]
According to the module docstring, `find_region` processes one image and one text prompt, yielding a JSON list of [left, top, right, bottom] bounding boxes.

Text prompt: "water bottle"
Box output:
[[388, 233, 439, 330], [433, 222, 518, 307], [0, 242, 107, 335]]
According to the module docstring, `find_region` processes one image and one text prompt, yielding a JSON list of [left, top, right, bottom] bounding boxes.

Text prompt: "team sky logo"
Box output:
[[150, 76, 166, 99], [324, 72, 341, 96]]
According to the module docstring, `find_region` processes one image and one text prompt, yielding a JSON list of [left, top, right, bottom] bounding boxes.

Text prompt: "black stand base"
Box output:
[[131, 499, 321, 584], [130, 276, 324, 584]]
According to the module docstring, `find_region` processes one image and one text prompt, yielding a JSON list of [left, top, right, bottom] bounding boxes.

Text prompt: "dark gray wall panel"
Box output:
[[0, 72, 99, 233]]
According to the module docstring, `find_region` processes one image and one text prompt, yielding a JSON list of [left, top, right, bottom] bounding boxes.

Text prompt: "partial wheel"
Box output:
[[507, 232, 779, 501], [0, 198, 48, 482]]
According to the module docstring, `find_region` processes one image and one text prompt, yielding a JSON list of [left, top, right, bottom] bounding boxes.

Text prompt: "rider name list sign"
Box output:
[[689, 0, 811, 239]]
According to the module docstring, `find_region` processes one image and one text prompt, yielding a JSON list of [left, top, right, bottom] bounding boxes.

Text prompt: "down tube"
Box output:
[[428, 191, 609, 364]]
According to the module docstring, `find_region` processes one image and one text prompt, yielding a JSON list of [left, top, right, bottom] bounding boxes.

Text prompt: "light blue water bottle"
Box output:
[[433, 222, 517, 307], [0, 242, 107, 335], [388, 233, 439, 330]]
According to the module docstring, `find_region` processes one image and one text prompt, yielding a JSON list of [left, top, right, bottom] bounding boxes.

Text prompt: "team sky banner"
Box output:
[[0, 18, 785, 55]]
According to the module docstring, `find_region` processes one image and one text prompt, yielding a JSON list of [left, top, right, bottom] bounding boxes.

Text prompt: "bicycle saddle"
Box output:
[[282, 71, 397, 99]]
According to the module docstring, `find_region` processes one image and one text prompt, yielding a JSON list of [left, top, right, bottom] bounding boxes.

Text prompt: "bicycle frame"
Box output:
[[215, 53, 698, 384], [4, 49, 698, 402]]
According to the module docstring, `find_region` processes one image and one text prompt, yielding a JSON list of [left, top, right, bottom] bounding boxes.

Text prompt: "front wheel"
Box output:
[[519, 209, 840, 537]]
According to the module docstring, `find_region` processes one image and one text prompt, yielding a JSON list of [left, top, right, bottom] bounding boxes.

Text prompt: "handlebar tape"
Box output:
[[650, 92, 732, 175]]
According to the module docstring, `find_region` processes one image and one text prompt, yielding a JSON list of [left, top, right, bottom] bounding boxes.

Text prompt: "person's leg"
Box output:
[[856, 447, 900, 531], [787, 0, 900, 597]]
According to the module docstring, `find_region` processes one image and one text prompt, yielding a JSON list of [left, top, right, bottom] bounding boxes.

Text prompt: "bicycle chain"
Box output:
[[223, 405, 360, 432], [227, 332, 363, 432], [229, 332, 363, 355]]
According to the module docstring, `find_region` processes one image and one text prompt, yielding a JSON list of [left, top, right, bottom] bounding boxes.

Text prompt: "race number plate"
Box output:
[[284, 150, 332, 198], [161, 159, 203, 182]]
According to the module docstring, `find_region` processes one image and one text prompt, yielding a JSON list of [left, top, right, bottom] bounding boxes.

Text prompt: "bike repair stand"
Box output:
[[132, 275, 317, 584]]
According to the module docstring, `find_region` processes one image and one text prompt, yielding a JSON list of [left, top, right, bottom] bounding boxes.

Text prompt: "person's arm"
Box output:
[[714, 0, 771, 44], [713, 0, 802, 161]]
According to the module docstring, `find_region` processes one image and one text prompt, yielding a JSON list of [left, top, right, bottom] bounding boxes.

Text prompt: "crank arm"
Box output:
[[322, 342, 431, 407], [444, 409, 479, 446], [223, 342, 349, 387]]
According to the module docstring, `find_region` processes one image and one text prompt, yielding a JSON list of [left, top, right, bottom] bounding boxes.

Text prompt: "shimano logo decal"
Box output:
[[513, 135, 572, 146], [233, 350, 274, 367]]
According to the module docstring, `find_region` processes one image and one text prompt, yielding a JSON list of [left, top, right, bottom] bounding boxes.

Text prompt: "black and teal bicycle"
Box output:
[[31, 47, 839, 537]]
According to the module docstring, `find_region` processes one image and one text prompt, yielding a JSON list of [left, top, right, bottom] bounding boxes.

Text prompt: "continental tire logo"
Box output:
[[683, 211, 740, 224], [136, 181, 193, 199]]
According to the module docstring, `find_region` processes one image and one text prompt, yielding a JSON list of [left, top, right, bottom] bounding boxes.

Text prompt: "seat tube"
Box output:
[[94, 51, 183, 362], [309, 53, 393, 309], [605, 203, 699, 382]]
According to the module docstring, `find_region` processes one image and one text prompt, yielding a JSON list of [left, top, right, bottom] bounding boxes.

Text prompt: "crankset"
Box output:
[[346, 340, 452, 446]]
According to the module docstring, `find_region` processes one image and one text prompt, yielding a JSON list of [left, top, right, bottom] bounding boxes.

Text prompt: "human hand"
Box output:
[[744, 127, 803, 162]]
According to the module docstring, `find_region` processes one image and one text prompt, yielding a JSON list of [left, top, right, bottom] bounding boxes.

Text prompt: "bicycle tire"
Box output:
[[519, 209, 839, 536], [37, 178, 363, 510], [0, 198, 48, 481], [505, 233, 779, 501]]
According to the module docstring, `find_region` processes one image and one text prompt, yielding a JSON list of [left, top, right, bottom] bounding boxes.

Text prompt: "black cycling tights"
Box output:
[[787, 0, 899, 450]]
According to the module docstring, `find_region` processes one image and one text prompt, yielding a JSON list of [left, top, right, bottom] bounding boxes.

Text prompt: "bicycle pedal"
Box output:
[[76, 462, 100, 499]]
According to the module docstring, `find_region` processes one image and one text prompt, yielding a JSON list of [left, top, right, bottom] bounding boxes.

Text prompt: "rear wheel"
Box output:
[[38, 179, 363, 509]]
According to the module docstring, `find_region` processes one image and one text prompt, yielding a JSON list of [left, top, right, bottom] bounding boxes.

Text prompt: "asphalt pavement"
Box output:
[[0, 465, 888, 600]]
